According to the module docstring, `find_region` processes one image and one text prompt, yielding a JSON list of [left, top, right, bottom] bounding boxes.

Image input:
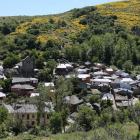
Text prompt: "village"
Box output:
[[0, 55, 140, 129]]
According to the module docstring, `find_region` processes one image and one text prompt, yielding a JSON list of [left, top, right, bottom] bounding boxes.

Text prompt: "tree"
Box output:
[[42, 51, 50, 60], [127, 103, 140, 132], [32, 82, 51, 126], [61, 107, 70, 133], [54, 76, 73, 112], [5, 92, 18, 105], [117, 60, 123, 69], [0, 123, 8, 139], [45, 39, 56, 49], [76, 105, 97, 131], [10, 118, 26, 136], [91, 56, 99, 63], [46, 60, 56, 73], [36, 57, 45, 69], [89, 95, 100, 104], [36, 68, 52, 82], [3, 53, 21, 69], [0, 105, 8, 125], [100, 99, 113, 109], [52, 49, 60, 60], [49, 112, 62, 134], [123, 60, 133, 72], [69, 72, 79, 87], [29, 49, 39, 60], [3, 78, 12, 92]]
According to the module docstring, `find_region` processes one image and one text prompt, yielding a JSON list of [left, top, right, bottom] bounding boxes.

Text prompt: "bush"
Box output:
[[38, 130, 52, 137]]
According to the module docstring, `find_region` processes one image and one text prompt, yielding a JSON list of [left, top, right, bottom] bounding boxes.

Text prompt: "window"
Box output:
[[32, 121, 35, 125], [32, 114, 34, 118], [47, 115, 49, 119], [27, 121, 29, 127], [27, 114, 29, 119], [22, 114, 24, 118]]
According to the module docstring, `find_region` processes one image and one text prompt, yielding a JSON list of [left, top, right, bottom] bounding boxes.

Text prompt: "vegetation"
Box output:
[[2, 0, 140, 139]]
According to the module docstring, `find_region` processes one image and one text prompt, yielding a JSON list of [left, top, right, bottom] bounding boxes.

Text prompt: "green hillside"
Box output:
[[1, 0, 140, 69]]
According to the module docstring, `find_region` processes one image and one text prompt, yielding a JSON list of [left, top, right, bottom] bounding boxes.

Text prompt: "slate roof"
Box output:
[[129, 80, 140, 86], [121, 78, 134, 83], [106, 68, 113, 71], [70, 112, 77, 118], [0, 92, 6, 97], [45, 82, 54, 87], [11, 84, 34, 90], [91, 79, 111, 82], [114, 88, 133, 95], [136, 75, 140, 80], [93, 67, 100, 70], [12, 77, 30, 84], [98, 83, 109, 87], [111, 74, 119, 80], [3, 104, 14, 113], [120, 72, 130, 77], [69, 96, 83, 105], [79, 65, 85, 69], [101, 93, 113, 100], [115, 70, 125, 76], [15, 62, 22, 67], [93, 71, 108, 76], [15, 104, 53, 113], [77, 69, 87, 73], [86, 103, 93, 109], [111, 79, 121, 84], [85, 62, 91, 65]]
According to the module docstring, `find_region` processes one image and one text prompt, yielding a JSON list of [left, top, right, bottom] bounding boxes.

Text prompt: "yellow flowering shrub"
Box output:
[[94, 0, 140, 28]]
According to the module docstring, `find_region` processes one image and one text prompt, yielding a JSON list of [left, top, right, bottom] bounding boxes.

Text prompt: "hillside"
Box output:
[[95, 0, 140, 28], [1, 0, 140, 68]]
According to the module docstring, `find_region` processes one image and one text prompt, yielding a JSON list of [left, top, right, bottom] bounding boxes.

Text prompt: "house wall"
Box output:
[[81, 77, 90, 83], [15, 113, 50, 127], [11, 88, 34, 96], [91, 81, 111, 86], [22, 57, 35, 74]]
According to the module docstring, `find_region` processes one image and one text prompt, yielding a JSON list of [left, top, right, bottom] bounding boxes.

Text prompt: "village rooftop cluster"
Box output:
[[0, 56, 139, 127]]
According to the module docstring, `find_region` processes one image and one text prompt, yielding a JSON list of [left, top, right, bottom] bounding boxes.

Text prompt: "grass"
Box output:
[[122, 122, 138, 135], [91, 89, 101, 95], [3, 123, 139, 140]]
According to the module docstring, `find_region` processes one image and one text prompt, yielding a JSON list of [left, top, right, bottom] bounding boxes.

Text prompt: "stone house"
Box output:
[[55, 63, 73, 75], [15, 104, 53, 127], [15, 56, 35, 77], [69, 96, 84, 112]]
